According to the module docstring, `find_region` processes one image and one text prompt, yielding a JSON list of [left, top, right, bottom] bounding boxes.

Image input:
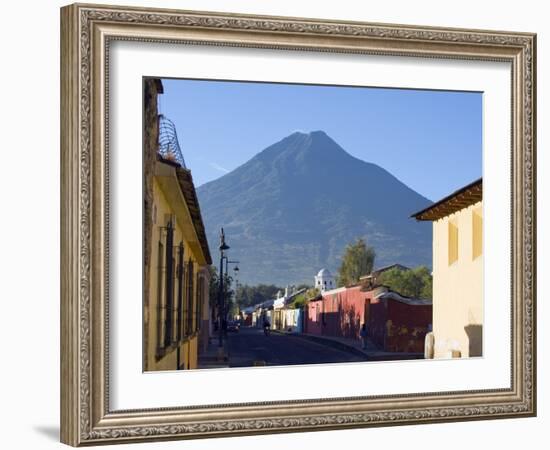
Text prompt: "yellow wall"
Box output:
[[432, 202, 483, 358], [145, 177, 207, 371], [188, 338, 198, 370]]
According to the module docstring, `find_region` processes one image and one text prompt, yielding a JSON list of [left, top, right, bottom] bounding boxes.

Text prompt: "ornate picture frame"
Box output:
[[60, 3, 536, 446]]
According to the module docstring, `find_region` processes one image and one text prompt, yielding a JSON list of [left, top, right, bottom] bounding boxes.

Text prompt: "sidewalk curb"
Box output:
[[197, 339, 231, 369], [272, 330, 370, 359]]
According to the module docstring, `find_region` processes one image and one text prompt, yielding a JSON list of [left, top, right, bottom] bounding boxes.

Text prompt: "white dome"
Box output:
[[317, 268, 332, 277]]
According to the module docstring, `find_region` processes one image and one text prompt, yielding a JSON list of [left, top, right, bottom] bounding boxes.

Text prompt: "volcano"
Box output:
[[196, 131, 432, 286]]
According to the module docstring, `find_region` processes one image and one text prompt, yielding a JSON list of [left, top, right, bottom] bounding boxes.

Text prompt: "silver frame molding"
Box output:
[[60, 3, 536, 446]]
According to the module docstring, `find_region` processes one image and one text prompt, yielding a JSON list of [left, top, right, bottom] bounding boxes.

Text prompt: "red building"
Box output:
[[368, 291, 432, 353], [305, 285, 432, 353], [305, 285, 372, 339]]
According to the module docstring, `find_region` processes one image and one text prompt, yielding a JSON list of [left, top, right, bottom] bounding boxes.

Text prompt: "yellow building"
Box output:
[[143, 79, 212, 372], [412, 179, 483, 358]]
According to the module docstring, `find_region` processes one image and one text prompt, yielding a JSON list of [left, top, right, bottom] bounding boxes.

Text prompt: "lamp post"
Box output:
[[218, 228, 230, 352], [225, 260, 239, 276], [225, 261, 239, 320], [233, 265, 240, 320]]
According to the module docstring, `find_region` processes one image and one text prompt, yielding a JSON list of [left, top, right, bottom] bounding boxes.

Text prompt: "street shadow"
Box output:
[[33, 425, 59, 441], [320, 305, 361, 340]]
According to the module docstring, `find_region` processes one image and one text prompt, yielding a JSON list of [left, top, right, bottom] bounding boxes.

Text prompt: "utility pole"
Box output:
[[217, 228, 229, 359]]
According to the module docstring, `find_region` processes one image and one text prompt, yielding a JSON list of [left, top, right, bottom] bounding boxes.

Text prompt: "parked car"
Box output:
[[227, 321, 240, 332]]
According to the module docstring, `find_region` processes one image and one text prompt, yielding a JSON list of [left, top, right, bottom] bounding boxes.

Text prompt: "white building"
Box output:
[[314, 268, 335, 292], [273, 286, 303, 309]]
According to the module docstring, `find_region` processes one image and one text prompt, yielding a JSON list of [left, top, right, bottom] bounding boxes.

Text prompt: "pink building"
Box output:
[[305, 284, 432, 353], [368, 291, 432, 353], [305, 285, 372, 339]]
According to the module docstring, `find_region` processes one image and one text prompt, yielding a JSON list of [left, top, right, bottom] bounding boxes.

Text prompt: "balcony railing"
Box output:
[[158, 114, 186, 168]]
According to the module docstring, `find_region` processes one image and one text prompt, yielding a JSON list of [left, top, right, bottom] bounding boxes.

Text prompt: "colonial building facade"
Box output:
[[413, 178, 483, 358], [143, 78, 212, 372]]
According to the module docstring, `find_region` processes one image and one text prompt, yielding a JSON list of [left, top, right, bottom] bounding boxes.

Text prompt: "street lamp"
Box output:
[[233, 266, 240, 294], [225, 260, 240, 276], [223, 260, 240, 320], [233, 265, 240, 320], [218, 228, 230, 352]]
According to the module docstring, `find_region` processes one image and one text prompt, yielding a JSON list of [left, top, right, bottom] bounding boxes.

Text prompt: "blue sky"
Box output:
[[158, 78, 482, 201]]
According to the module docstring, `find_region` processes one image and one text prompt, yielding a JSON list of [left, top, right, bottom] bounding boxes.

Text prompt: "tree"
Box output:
[[288, 287, 320, 309], [336, 238, 376, 287], [208, 266, 235, 319], [207, 266, 219, 312], [378, 265, 433, 299], [234, 284, 283, 308]]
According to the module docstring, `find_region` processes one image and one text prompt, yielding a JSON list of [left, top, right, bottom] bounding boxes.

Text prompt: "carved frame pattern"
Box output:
[[60, 3, 536, 446]]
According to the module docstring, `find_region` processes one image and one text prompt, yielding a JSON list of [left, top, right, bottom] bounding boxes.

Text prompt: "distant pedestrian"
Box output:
[[263, 318, 271, 336], [360, 323, 369, 350]]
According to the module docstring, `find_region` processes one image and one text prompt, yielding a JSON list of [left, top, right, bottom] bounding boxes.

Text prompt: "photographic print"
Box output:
[[143, 78, 483, 372]]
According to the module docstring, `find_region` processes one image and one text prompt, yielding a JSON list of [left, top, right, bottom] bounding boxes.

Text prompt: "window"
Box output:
[[163, 220, 175, 348], [156, 219, 177, 352], [196, 275, 204, 333], [171, 255, 177, 343], [156, 241, 165, 350], [448, 221, 459, 265], [472, 208, 483, 260], [176, 242, 184, 341], [186, 260, 195, 334]]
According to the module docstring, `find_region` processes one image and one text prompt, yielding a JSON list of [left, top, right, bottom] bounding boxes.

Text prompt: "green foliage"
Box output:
[[227, 297, 239, 318], [208, 266, 235, 311], [378, 265, 433, 299], [207, 266, 219, 308], [288, 287, 320, 309], [235, 284, 283, 308], [336, 238, 376, 287]]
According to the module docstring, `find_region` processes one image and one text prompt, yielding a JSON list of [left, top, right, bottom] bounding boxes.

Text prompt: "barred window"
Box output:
[[156, 241, 165, 350], [186, 260, 195, 334], [176, 242, 185, 341], [196, 275, 204, 333], [163, 220, 175, 348], [171, 255, 178, 344], [156, 219, 178, 352]]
